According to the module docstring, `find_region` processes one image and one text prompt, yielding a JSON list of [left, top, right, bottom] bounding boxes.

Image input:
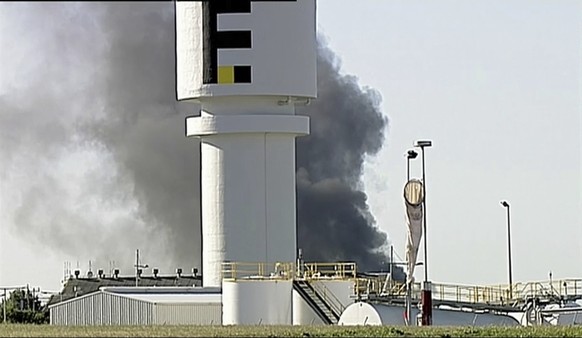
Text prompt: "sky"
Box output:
[[1, 0, 581, 292], [317, 0, 582, 286]]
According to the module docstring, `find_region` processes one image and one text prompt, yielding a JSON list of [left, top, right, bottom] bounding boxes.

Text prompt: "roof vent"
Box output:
[[98, 269, 104, 279], [113, 268, 119, 279], [153, 268, 159, 279], [192, 267, 198, 277], [176, 268, 182, 278], [74, 269, 80, 279]]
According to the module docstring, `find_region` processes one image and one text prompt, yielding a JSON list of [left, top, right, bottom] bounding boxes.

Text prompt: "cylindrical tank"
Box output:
[[223, 280, 293, 325], [338, 302, 520, 326], [176, 0, 317, 287], [293, 279, 355, 325], [293, 289, 325, 325], [543, 302, 582, 326], [311, 280, 356, 309]]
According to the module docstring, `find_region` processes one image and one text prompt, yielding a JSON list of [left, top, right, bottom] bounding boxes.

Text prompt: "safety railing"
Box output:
[[302, 262, 357, 280], [353, 277, 417, 299], [431, 283, 509, 305], [495, 278, 582, 302], [356, 278, 582, 306], [222, 261, 359, 282], [222, 262, 296, 281]]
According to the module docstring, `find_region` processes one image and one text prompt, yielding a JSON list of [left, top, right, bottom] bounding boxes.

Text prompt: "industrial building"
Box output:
[[50, 287, 220, 326]]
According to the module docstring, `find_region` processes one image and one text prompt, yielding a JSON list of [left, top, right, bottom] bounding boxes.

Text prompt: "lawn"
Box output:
[[1, 324, 582, 337]]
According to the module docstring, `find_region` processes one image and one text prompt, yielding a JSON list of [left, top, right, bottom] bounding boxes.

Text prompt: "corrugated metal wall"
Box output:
[[50, 292, 222, 325], [154, 303, 222, 325], [50, 292, 153, 325]]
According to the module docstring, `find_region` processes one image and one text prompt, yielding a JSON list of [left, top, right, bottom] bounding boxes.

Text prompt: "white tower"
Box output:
[[176, 0, 317, 287]]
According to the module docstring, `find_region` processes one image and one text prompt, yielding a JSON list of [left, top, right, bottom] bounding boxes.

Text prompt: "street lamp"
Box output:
[[500, 200, 513, 299], [406, 150, 418, 181], [414, 139, 432, 326]]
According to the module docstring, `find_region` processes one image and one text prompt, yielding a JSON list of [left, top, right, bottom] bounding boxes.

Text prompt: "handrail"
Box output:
[[310, 281, 345, 318], [222, 262, 295, 280], [357, 277, 582, 306], [222, 261, 359, 281], [302, 262, 357, 280]]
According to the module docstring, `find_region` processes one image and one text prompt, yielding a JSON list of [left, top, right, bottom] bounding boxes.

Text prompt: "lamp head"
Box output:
[[414, 140, 432, 148], [406, 150, 418, 159], [500, 201, 509, 208]]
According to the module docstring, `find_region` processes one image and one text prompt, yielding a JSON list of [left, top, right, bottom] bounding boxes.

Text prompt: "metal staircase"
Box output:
[[293, 280, 340, 325]]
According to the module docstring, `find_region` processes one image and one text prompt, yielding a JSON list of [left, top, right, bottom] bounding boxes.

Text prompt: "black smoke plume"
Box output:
[[297, 41, 405, 279], [0, 2, 403, 280]]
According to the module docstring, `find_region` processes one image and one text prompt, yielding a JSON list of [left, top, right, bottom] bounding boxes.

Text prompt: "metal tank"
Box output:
[[223, 279, 293, 325], [176, 0, 317, 288], [338, 302, 520, 326]]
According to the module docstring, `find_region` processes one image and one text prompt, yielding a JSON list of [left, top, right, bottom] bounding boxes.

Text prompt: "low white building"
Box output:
[[49, 287, 221, 326]]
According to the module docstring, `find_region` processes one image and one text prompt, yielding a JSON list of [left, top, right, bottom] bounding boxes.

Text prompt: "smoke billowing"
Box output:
[[0, 2, 403, 279]]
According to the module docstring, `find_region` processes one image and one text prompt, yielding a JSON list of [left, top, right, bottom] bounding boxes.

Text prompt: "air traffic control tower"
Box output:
[[176, 0, 317, 287]]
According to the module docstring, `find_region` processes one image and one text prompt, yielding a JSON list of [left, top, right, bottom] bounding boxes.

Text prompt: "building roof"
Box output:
[[114, 292, 221, 304], [47, 275, 202, 307]]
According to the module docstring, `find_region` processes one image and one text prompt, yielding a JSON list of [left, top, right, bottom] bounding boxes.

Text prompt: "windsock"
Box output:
[[403, 179, 424, 285]]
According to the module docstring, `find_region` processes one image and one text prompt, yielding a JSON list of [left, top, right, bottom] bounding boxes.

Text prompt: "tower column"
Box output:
[[186, 97, 309, 287]]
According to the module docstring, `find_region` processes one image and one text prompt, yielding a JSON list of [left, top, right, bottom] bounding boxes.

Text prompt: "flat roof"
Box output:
[[122, 293, 221, 303]]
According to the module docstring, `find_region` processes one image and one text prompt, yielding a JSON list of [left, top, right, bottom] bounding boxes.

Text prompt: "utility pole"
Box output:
[[134, 249, 148, 287], [136, 249, 139, 287], [389, 245, 394, 289], [3, 288, 6, 323]]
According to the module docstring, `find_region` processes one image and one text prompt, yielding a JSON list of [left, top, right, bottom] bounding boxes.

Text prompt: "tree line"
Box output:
[[1, 287, 49, 324]]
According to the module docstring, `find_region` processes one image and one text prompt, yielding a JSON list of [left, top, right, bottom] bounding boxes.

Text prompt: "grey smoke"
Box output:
[[0, 2, 403, 280]]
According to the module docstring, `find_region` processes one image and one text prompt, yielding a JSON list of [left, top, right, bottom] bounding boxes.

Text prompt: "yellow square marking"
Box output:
[[218, 66, 234, 84]]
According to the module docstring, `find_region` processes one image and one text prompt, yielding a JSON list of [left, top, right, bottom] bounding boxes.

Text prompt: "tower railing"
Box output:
[[221, 261, 358, 282]]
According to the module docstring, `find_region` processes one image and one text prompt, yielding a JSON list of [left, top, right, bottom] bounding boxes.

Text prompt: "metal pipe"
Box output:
[[506, 204, 513, 299], [500, 201, 513, 299], [421, 147, 428, 283]]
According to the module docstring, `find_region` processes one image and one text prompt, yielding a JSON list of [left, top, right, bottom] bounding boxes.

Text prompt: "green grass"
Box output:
[[0, 325, 581, 337]]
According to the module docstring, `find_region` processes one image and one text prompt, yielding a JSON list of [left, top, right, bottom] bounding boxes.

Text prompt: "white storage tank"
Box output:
[[293, 279, 356, 325], [223, 279, 293, 325], [338, 302, 520, 326], [542, 302, 582, 326], [293, 288, 324, 325]]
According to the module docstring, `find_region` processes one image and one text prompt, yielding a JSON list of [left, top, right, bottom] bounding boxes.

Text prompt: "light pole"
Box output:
[[500, 200, 513, 300], [134, 249, 149, 287], [414, 139, 432, 326], [406, 150, 418, 181]]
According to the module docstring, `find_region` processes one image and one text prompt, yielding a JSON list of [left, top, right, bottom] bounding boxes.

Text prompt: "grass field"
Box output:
[[1, 324, 582, 337]]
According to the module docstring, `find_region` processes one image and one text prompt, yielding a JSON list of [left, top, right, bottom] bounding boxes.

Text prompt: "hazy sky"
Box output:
[[1, 1, 581, 292], [318, 0, 581, 285]]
